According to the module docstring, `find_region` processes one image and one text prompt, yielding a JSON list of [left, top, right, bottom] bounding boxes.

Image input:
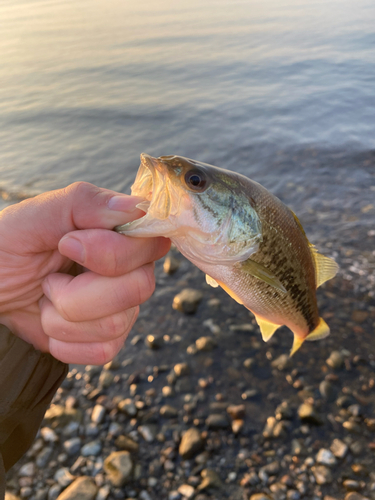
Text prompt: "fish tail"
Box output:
[[290, 317, 330, 357]]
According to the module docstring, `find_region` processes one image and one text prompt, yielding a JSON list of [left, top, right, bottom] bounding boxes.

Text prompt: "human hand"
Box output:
[[0, 182, 170, 364]]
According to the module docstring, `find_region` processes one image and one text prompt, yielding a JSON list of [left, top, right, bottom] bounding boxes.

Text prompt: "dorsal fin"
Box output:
[[291, 210, 338, 289], [309, 245, 339, 288]]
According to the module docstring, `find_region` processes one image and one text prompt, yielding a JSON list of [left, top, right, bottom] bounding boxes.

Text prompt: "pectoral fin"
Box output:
[[239, 259, 287, 293], [290, 317, 330, 356], [255, 315, 281, 342], [206, 275, 219, 288]]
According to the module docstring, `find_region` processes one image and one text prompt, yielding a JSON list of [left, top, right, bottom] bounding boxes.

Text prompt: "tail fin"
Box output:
[[290, 317, 330, 356]]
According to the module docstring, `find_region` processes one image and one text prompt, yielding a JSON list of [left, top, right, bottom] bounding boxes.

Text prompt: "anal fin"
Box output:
[[215, 280, 244, 305], [255, 315, 281, 342]]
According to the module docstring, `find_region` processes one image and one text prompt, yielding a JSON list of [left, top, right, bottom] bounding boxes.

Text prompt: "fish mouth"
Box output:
[[115, 153, 176, 236]]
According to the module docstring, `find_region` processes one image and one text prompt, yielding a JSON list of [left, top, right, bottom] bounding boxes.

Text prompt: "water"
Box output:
[[0, 0, 374, 209]]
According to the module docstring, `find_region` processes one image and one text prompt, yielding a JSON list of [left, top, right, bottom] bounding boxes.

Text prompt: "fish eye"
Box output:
[[184, 169, 208, 192]]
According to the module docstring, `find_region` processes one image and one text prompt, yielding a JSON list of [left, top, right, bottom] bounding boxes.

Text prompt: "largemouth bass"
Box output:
[[116, 153, 338, 355]]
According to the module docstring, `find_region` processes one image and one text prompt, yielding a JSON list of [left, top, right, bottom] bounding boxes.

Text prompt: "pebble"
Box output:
[[344, 494, 370, 500], [326, 351, 344, 369], [174, 362, 190, 377], [178, 484, 195, 499], [81, 440, 102, 457], [298, 403, 322, 424], [43, 405, 82, 428], [18, 462, 36, 477], [40, 427, 59, 443], [163, 254, 180, 274], [48, 484, 62, 500], [227, 404, 245, 419], [205, 414, 229, 429], [330, 438, 348, 458], [98, 370, 114, 389], [231, 419, 244, 434], [160, 405, 179, 418], [343, 480, 362, 491], [243, 357, 255, 370], [275, 401, 293, 420], [271, 354, 292, 371], [63, 438, 81, 456], [103, 451, 133, 487], [117, 399, 137, 417], [316, 448, 337, 466], [36, 446, 54, 468], [195, 336, 216, 351], [311, 465, 333, 484], [54, 468, 76, 487], [319, 380, 337, 401], [55, 477, 97, 500], [172, 289, 203, 314], [249, 494, 273, 500], [138, 425, 157, 443], [91, 405, 106, 424], [197, 469, 222, 490], [343, 420, 362, 433], [145, 334, 164, 349], [179, 428, 204, 459]]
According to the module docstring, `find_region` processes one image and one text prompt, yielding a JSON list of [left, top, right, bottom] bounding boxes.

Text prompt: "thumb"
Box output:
[[0, 182, 145, 252]]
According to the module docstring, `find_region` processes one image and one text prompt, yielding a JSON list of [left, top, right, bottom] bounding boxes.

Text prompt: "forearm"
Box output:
[[0, 324, 68, 497]]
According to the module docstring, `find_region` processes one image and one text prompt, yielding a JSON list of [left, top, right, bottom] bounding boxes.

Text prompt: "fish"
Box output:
[[115, 153, 339, 355]]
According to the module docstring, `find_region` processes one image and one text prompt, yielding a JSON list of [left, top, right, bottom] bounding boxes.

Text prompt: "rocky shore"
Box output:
[[4, 153, 375, 500]]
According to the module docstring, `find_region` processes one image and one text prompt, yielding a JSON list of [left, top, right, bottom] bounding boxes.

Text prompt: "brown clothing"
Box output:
[[0, 325, 68, 498]]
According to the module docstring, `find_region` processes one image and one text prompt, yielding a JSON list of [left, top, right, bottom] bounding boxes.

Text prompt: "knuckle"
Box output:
[[103, 313, 127, 339]]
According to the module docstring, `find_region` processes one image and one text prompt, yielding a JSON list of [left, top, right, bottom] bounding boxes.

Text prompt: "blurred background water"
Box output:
[[0, 0, 374, 215]]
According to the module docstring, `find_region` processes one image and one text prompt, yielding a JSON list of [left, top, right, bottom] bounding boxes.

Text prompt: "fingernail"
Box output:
[[108, 195, 143, 212], [59, 236, 85, 264]]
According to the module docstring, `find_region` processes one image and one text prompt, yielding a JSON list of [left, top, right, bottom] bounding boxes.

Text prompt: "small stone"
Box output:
[[36, 446, 53, 468], [168, 492, 181, 500], [287, 490, 301, 500], [178, 484, 195, 499], [291, 439, 307, 456], [172, 289, 203, 314], [160, 405, 178, 418], [5, 494, 21, 500], [344, 494, 369, 500], [104, 451, 133, 487], [163, 254, 180, 274], [231, 419, 244, 434], [162, 386, 174, 397], [241, 471, 259, 486], [118, 399, 137, 417], [195, 336, 216, 351], [95, 486, 110, 500], [319, 380, 337, 401], [241, 388, 258, 400], [343, 420, 362, 433], [18, 462, 36, 477], [205, 414, 229, 429], [48, 484, 62, 500], [197, 469, 222, 490], [316, 448, 337, 466], [91, 405, 106, 424], [311, 465, 333, 484], [263, 416, 276, 438], [40, 427, 59, 443], [81, 440, 102, 457], [261, 461, 280, 475], [343, 480, 361, 491], [115, 434, 139, 452], [271, 354, 292, 371], [275, 401, 293, 420], [243, 358, 255, 370], [63, 437, 81, 456], [227, 404, 245, 419], [326, 351, 344, 369], [350, 441, 364, 455], [249, 494, 273, 500], [98, 370, 114, 389], [44, 405, 82, 428], [174, 363, 190, 377], [54, 468, 76, 487], [138, 425, 157, 443], [298, 403, 322, 424], [56, 477, 97, 500], [330, 438, 348, 459], [145, 335, 164, 349], [179, 428, 204, 459]]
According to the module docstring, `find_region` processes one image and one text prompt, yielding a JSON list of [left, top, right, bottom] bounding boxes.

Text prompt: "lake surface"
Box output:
[[0, 0, 374, 212]]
